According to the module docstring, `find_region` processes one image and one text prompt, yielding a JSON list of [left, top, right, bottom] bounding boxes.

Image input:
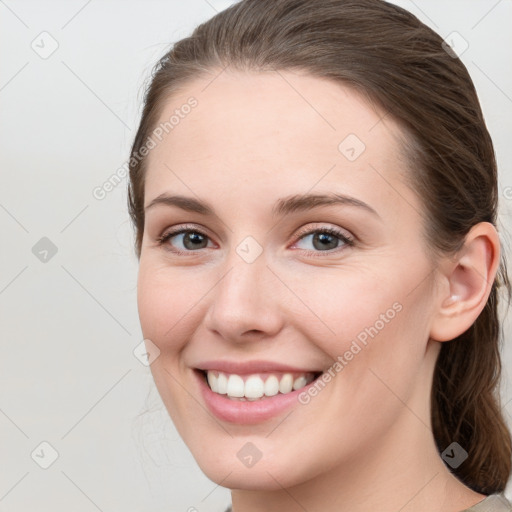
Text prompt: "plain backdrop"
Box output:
[[1, 1, 511, 511]]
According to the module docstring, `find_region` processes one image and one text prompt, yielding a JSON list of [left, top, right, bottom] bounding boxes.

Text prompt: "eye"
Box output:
[[156, 225, 214, 254], [292, 226, 354, 255], [155, 224, 354, 256]]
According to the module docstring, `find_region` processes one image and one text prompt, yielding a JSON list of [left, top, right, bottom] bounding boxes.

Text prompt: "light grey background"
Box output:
[[1, 1, 511, 511]]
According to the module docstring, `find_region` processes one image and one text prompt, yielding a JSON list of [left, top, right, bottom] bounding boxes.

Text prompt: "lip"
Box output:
[[194, 368, 323, 424], [195, 359, 323, 375]]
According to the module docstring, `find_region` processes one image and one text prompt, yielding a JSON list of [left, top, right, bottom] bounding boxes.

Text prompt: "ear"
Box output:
[[429, 222, 500, 342]]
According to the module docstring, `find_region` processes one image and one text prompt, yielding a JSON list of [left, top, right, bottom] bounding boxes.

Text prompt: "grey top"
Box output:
[[223, 493, 512, 511], [464, 493, 512, 511]]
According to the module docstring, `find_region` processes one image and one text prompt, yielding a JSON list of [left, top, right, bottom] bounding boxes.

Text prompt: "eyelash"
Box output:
[[155, 224, 355, 257]]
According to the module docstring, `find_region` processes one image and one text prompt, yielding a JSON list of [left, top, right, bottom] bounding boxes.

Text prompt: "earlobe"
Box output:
[[429, 222, 500, 343]]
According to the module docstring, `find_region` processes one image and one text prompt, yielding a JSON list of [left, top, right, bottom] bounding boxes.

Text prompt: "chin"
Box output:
[[199, 463, 298, 491], [188, 442, 315, 492]]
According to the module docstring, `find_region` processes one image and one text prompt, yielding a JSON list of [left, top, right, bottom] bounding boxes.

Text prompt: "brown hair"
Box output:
[[127, 0, 512, 494]]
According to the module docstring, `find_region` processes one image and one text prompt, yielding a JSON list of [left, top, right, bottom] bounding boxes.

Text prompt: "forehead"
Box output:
[[144, 69, 417, 218]]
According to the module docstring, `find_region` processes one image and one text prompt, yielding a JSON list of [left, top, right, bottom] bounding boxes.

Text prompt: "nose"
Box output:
[[203, 250, 285, 343]]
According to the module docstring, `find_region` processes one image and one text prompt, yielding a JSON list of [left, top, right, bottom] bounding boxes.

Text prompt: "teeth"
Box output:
[[244, 375, 264, 399], [217, 373, 228, 394], [227, 374, 245, 397], [264, 375, 279, 397], [205, 370, 317, 399], [279, 374, 293, 394], [293, 376, 307, 390], [207, 371, 218, 392]]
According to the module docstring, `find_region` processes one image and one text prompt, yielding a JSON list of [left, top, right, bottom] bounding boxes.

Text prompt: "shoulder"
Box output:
[[221, 495, 512, 512], [463, 493, 512, 511], [221, 494, 512, 511]]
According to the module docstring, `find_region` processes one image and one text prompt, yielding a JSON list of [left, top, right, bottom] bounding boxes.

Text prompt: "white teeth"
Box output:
[[207, 372, 218, 392], [293, 376, 307, 390], [244, 375, 264, 399], [264, 375, 279, 397], [217, 373, 228, 394], [279, 373, 293, 394], [205, 370, 317, 399], [226, 374, 245, 397]]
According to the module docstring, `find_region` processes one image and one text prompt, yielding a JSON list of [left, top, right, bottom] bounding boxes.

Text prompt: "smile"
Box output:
[[202, 370, 321, 400]]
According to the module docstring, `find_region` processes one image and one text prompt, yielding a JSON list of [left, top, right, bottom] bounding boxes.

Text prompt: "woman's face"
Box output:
[[137, 69, 442, 490]]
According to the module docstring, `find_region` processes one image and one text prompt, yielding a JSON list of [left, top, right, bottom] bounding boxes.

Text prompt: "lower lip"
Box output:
[[194, 370, 320, 424]]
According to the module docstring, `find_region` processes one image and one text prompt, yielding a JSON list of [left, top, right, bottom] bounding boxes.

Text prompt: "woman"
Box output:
[[128, 0, 512, 510]]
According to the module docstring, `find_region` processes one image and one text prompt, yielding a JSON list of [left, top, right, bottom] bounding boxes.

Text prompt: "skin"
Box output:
[[136, 69, 499, 512]]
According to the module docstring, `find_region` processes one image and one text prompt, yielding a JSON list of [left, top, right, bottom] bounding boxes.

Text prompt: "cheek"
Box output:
[[282, 266, 404, 353], [288, 263, 433, 399], [136, 264, 205, 431], [136, 263, 206, 352]]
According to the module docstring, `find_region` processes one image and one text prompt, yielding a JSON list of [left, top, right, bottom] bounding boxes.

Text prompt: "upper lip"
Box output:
[[195, 360, 323, 375]]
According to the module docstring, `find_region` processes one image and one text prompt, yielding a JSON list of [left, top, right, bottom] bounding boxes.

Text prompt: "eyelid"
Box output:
[[159, 223, 211, 239], [289, 224, 355, 255], [292, 223, 354, 243], [156, 223, 216, 252]]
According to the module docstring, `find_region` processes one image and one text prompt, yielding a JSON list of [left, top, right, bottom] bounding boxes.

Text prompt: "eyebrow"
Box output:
[[144, 192, 380, 219]]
